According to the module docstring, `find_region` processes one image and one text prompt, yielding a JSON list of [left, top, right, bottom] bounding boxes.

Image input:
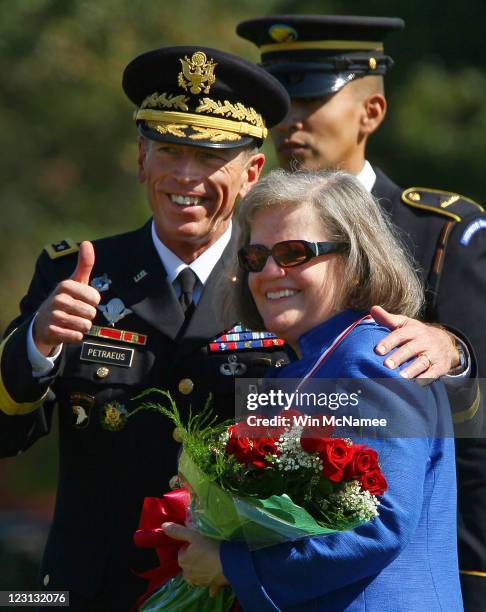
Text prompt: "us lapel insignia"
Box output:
[[69, 392, 95, 429], [100, 401, 128, 431], [98, 298, 132, 326], [133, 269, 148, 283], [91, 273, 112, 292]]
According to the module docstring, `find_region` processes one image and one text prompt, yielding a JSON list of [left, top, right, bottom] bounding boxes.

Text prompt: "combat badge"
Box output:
[[91, 273, 112, 292], [100, 400, 128, 431], [98, 298, 132, 326], [69, 392, 95, 429]]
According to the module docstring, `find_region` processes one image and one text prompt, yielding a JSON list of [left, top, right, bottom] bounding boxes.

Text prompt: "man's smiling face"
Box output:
[[138, 140, 265, 262]]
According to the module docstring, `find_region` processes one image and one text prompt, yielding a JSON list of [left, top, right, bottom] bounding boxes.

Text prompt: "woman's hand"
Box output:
[[371, 305, 460, 379], [162, 522, 229, 597]]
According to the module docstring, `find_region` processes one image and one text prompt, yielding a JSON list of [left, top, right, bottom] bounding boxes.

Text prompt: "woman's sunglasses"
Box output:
[[238, 240, 348, 273]]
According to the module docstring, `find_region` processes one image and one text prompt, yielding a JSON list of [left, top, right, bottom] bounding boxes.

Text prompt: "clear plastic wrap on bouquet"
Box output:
[[140, 574, 235, 612], [180, 451, 351, 550]]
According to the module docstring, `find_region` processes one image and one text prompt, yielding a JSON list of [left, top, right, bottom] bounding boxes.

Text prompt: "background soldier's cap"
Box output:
[[122, 45, 290, 149], [237, 15, 405, 99]]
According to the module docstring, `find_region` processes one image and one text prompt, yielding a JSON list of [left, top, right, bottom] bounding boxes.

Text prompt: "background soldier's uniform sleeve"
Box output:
[[436, 213, 486, 375], [435, 212, 486, 605], [0, 248, 72, 457], [400, 188, 483, 434], [400, 187, 486, 605]]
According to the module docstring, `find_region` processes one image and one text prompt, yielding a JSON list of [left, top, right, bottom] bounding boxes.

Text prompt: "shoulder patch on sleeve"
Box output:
[[44, 238, 79, 259], [401, 187, 484, 222], [459, 219, 486, 246]]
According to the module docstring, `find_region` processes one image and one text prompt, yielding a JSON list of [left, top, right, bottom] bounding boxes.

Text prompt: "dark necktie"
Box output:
[[176, 268, 197, 315]]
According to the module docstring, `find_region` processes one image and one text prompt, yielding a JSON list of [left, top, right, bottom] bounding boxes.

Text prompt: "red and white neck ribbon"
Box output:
[[296, 314, 373, 391]]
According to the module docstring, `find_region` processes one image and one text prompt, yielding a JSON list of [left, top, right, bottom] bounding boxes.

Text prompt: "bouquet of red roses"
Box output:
[[133, 392, 387, 611]]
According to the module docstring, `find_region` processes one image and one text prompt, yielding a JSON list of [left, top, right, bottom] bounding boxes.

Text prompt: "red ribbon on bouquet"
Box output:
[[133, 487, 241, 612], [133, 488, 191, 607]]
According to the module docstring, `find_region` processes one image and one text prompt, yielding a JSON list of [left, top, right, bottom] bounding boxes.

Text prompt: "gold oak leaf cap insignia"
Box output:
[[236, 15, 404, 99], [122, 45, 289, 150]]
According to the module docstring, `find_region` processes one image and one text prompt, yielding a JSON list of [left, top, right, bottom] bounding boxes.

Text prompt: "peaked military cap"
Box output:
[[122, 45, 290, 149], [237, 15, 404, 98]]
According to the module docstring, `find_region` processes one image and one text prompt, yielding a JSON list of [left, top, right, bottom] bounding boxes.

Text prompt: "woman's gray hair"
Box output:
[[229, 169, 423, 330]]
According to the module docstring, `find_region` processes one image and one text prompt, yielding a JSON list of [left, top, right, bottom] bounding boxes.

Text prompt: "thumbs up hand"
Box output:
[[71, 241, 96, 285], [34, 241, 101, 356]]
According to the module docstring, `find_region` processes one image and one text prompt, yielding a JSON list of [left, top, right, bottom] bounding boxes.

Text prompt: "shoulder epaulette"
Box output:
[[401, 187, 484, 222], [44, 238, 79, 260]]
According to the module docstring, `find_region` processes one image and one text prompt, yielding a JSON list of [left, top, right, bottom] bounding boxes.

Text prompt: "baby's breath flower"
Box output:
[[219, 430, 230, 444], [328, 480, 380, 522], [275, 425, 322, 474]]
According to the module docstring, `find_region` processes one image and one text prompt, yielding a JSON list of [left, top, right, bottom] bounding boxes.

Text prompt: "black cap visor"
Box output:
[[264, 63, 363, 98]]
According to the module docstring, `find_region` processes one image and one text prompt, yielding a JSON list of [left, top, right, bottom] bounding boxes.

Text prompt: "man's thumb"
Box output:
[[71, 241, 95, 284]]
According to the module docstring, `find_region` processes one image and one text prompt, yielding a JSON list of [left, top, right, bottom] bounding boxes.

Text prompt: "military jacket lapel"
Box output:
[[173, 241, 236, 362], [110, 221, 185, 339], [371, 167, 399, 217]]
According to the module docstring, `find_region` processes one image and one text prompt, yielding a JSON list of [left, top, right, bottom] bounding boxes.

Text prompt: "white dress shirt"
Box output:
[[355, 160, 377, 192], [150, 220, 232, 304]]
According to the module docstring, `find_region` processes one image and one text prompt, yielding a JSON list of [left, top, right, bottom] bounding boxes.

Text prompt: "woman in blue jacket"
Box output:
[[165, 170, 463, 611]]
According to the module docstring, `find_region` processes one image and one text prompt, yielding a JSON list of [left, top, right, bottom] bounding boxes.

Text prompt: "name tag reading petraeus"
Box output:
[[80, 342, 134, 367]]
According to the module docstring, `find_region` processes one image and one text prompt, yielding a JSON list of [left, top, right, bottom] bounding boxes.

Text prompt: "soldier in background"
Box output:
[[237, 14, 486, 609]]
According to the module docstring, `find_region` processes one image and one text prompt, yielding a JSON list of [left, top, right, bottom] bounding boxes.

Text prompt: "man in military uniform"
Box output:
[[0, 46, 292, 610], [0, 41, 471, 610], [237, 15, 486, 609]]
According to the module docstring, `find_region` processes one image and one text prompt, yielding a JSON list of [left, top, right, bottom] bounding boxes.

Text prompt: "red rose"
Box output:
[[226, 434, 252, 464], [300, 423, 335, 454], [318, 438, 353, 483], [226, 424, 279, 469], [248, 437, 280, 468], [300, 429, 325, 454], [228, 421, 252, 439], [344, 446, 379, 480], [359, 469, 388, 496]]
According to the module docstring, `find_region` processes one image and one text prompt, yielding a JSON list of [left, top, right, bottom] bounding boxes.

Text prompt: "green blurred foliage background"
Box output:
[[1, 0, 485, 586]]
